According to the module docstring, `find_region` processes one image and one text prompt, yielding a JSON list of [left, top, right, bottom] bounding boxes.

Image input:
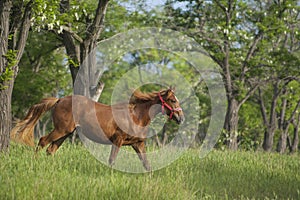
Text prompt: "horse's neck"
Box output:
[[149, 97, 163, 117], [134, 97, 161, 121]]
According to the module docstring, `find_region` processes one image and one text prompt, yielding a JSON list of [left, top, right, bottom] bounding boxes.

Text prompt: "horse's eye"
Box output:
[[171, 100, 176, 103]]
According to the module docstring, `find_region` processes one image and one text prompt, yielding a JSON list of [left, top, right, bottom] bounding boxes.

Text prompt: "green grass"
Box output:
[[0, 142, 299, 200]]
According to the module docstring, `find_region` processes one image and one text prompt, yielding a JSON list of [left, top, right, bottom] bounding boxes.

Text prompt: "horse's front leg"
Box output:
[[132, 141, 151, 171]]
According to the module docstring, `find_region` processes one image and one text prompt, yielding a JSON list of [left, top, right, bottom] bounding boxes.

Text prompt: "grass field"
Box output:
[[0, 142, 299, 200]]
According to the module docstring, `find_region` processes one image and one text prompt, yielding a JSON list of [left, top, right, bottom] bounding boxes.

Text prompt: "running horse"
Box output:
[[11, 88, 184, 171]]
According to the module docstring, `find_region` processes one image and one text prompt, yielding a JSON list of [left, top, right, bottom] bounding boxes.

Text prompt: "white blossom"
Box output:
[[223, 28, 229, 34], [48, 23, 54, 30], [75, 12, 79, 21], [41, 14, 46, 21]]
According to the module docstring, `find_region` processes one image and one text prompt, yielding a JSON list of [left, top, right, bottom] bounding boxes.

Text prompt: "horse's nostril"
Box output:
[[180, 116, 185, 123]]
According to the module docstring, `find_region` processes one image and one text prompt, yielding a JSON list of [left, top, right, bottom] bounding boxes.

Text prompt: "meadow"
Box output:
[[0, 142, 299, 200]]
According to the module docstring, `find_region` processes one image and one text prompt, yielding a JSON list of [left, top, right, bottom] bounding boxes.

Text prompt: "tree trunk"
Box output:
[[290, 113, 300, 153], [0, 81, 13, 151], [60, 0, 109, 101], [161, 123, 168, 147], [61, 31, 80, 84], [0, 0, 13, 152], [277, 128, 288, 154], [276, 91, 288, 154], [0, 0, 33, 151], [262, 108, 279, 151], [263, 128, 275, 152], [225, 98, 240, 150], [277, 98, 300, 153], [259, 83, 280, 152]]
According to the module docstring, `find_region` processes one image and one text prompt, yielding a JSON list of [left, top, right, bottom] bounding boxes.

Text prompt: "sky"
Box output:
[[120, 0, 188, 12], [146, 0, 166, 7], [120, 0, 165, 11]]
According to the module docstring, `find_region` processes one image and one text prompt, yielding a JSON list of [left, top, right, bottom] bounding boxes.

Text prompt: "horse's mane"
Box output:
[[129, 89, 169, 104]]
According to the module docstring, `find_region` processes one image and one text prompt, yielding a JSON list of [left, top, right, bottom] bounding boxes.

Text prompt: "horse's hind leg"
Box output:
[[108, 134, 123, 166], [132, 141, 151, 171], [46, 131, 73, 155], [35, 131, 53, 152], [108, 144, 121, 167], [36, 129, 66, 153]]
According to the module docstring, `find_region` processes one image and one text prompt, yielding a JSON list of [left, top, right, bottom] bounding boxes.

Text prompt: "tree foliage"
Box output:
[[160, 0, 300, 151], [5, 0, 300, 153]]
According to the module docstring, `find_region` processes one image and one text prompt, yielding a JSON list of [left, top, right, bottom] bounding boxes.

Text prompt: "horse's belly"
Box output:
[[78, 122, 112, 144]]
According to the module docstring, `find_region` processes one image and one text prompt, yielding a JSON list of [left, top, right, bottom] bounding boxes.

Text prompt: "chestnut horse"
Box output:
[[11, 88, 184, 171]]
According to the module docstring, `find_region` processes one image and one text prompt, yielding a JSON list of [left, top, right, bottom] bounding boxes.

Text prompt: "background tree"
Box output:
[[0, 0, 33, 151], [163, 0, 300, 150], [254, 0, 300, 152], [32, 0, 110, 99]]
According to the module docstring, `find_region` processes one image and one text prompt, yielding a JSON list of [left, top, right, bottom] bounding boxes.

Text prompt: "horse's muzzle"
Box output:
[[174, 113, 185, 124], [179, 115, 185, 124]]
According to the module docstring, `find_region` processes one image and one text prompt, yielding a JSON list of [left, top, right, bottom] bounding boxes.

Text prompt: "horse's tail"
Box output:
[[10, 97, 60, 146]]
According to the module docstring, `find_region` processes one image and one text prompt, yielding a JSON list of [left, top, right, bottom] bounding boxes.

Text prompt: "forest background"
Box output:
[[0, 0, 299, 154]]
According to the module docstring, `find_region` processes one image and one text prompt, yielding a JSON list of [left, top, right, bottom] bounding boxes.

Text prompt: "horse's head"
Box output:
[[158, 88, 185, 124]]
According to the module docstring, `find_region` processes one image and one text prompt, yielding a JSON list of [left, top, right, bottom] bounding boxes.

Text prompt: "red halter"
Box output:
[[158, 92, 182, 119]]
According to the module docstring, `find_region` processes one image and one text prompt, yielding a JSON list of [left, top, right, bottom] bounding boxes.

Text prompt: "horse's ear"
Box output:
[[166, 86, 175, 97], [169, 85, 176, 91]]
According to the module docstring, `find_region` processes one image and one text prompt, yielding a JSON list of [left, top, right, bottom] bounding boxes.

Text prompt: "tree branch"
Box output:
[[287, 100, 300, 125], [238, 83, 259, 108], [181, 78, 204, 105], [258, 87, 268, 126], [240, 32, 263, 82], [61, 25, 83, 43], [193, 29, 225, 54], [215, 1, 227, 13], [85, 0, 110, 44], [15, 0, 33, 64]]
